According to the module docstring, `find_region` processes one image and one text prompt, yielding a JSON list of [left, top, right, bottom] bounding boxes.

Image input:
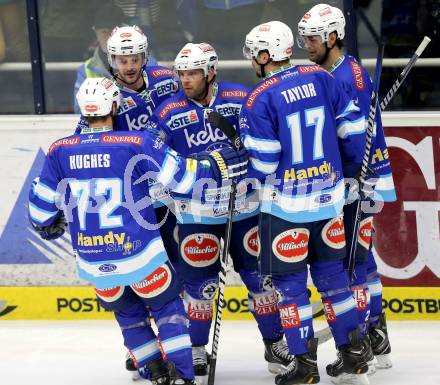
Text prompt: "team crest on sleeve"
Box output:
[[94, 286, 125, 302], [243, 225, 259, 257], [180, 233, 220, 267], [131, 264, 172, 298], [357, 217, 373, 249], [321, 216, 345, 249], [272, 229, 309, 263]]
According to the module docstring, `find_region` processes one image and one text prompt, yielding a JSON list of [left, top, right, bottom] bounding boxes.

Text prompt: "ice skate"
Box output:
[[125, 353, 140, 381], [192, 345, 209, 376], [275, 338, 320, 385], [264, 337, 295, 374], [326, 329, 370, 385], [369, 312, 392, 369]]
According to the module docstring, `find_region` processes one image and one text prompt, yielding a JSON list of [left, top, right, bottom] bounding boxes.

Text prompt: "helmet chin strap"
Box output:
[[316, 42, 335, 66], [253, 57, 272, 78], [193, 74, 216, 105]]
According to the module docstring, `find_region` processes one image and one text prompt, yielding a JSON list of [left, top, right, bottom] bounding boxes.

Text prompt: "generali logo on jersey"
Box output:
[[48, 137, 80, 154], [272, 229, 309, 263], [131, 265, 172, 298], [180, 233, 220, 267], [350, 60, 365, 90], [246, 77, 280, 108]]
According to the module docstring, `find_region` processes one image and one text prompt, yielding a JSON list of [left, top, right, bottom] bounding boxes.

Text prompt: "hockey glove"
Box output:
[[30, 211, 67, 240], [194, 146, 248, 183], [357, 167, 379, 201]]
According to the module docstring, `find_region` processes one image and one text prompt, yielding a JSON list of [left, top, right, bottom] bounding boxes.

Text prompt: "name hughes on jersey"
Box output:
[[281, 82, 317, 104], [69, 153, 110, 170]]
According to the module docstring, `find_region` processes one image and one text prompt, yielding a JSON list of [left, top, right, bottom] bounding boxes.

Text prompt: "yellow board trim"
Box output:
[[0, 286, 439, 320]]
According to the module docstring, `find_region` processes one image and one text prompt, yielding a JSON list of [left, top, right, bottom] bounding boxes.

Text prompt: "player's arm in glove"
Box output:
[[29, 210, 67, 241], [193, 146, 248, 183]]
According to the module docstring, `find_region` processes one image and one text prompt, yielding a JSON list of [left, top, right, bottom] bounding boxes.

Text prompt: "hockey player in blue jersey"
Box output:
[[241, 21, 372, 385], [298, 3, 396, 375], [28, 77, 247, 385], [147, 42, 294, 376], [73, 25, 181, 379]]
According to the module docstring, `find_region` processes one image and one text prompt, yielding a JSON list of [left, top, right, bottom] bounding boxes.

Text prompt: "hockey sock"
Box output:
[[351, 262, 371, 336], [150, 297, 194, 380], [114, 302, 162, 374], [240, 269, 283, 341], [272, 272, 313, 356], [366, 250, 383, 328]]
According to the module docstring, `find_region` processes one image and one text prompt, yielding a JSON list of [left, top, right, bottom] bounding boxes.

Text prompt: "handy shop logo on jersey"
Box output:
[[167, 109, 199, 130], [77, 231, 126, 248]]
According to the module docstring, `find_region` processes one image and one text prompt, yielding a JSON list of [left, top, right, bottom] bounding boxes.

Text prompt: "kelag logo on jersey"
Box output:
[[214, 103, 241, 117], [0, 148, 72, 264], [183, 123, 228, 149], [125, 113, 150, 131], [167, 110, 199, 130]]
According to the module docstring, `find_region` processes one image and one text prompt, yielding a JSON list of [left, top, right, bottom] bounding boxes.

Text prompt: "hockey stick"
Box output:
[[315, 37, 433, 345], [380, 36, 431, 111], [347, 41, 385, 282], [207, 111, 240, 385]]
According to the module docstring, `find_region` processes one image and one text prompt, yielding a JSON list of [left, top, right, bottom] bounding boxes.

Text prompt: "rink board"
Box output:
[[0, 286, 439, 321]]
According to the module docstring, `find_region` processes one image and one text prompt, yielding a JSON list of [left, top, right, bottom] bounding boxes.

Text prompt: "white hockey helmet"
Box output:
[[297, 4, 346, 47], [243, 21, 294, 62], [107, 25, 148, 68], [76, 77, 121, 117], [174, 42, 218, 76]]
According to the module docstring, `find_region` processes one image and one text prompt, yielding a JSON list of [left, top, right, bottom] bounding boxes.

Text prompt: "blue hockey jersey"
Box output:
[[29, 129, 222, 289], [330, 55, 396, 202], [75, 65, 179, 208], [75, 65, 179, 133], [240, 64, 365, 223], [148, 82, 258, 224]]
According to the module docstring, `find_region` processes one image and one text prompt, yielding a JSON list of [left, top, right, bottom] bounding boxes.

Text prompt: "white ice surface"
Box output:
[[1, 320, 439, 385]]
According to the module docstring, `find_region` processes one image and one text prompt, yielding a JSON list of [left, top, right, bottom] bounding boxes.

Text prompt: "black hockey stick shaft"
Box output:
[[380, 36, 431, 111], [207, 111, 240, 385], [347, 42, 384, 282]]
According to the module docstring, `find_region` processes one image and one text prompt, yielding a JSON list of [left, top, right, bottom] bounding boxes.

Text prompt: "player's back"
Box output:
[[242, 64, 365, 222], [46, 130, 168, 288]]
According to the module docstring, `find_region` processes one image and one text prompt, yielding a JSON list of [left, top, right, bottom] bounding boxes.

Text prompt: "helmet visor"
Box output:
[[296, 34, 323, 49], [242, 45, 254, 60]]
